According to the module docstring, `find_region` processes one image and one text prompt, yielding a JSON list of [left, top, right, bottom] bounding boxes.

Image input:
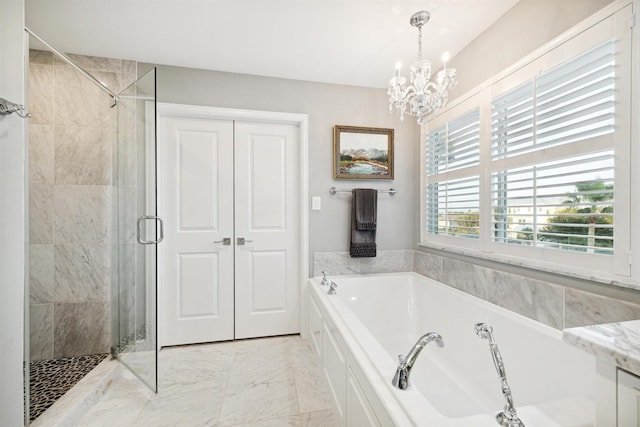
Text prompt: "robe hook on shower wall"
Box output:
[[0, 98, 31, 119]]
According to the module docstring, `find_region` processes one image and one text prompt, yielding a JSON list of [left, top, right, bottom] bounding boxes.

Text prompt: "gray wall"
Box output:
[[151, 66, 418, 274], [451, 0, 616, 96]]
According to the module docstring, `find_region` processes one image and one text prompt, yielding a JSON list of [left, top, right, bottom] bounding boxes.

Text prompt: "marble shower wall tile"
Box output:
[[30, 244, 54, 304], [359, 250, 413, 274], [54, 126, 112, 185], [53, 66, 116, 129], [313, 252, 361, 276], [30, 303, 54, 360], [29, 49, 54, 65], [122, 60, 137, 75], [28, 62, 54, 125], [55, 54, 122, 73], [54, 301, 110, 357], [118, 187, 138, 243], [564, 288, 640, 328], [54, 185, 109, 244], [440, 257, 488, 300], [486, 270, 564, 329], [413, 251, 442, 281], [29, 183, 54, 244], [313, 250, 414, 276], [29, 124, 54, 184], [28, 50, 136, 359], [54, 243, 110, 303]]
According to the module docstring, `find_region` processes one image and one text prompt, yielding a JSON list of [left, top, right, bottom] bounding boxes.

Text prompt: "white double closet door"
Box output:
[[159, 109, 300, 346]]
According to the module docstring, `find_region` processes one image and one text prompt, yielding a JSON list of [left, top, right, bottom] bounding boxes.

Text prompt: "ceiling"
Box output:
[[25, 0, 520, 88]]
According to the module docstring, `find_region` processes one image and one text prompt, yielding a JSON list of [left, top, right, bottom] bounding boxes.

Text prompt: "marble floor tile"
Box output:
[[75, 375, 149, 427], [132, 390, 222, 427], [217, 379, 299, 426], [37, 335, 338, 427], [300, 409, 341, 427], [227, 415, 302, 427]]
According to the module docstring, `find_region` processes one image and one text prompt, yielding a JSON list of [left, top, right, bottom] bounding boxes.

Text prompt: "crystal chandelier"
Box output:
[[388, 11, 457, 125]]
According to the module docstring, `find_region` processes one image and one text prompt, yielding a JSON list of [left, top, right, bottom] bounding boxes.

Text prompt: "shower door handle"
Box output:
[[136, 216, 164, 245]]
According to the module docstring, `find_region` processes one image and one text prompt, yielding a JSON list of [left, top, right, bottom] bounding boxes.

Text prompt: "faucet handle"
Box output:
[[320, 271, 328, 286], [397, 354, 406, 366], [328, 281, 338, 295]]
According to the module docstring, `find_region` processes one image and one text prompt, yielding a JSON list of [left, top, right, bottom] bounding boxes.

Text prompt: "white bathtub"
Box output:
[[307, 272, 596, 427]]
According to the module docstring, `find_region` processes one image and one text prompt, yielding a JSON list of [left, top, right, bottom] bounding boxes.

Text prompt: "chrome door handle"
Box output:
[[214, 237, 231, 245], [136, 216, 164, 245], [237, 237, 253, 245]]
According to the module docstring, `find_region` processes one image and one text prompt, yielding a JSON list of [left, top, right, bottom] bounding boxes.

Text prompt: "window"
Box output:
[[491, 40, 616, 254], [425, 108, 480, 239], [491, 152, 614, 254], [421, 4, 632, 279]]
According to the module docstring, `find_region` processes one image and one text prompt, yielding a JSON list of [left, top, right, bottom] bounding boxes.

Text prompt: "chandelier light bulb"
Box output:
[[442, 51, 450, 70], [387, 11, 457, 125]]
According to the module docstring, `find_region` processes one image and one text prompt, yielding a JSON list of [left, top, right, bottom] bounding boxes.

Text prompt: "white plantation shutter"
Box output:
[[491, 81, 534, 160], [492, 41, 615, 160], [492, 152, 614, 253], [426, 177, 480, 238], [490, 40, 617, 255], [536, 40, 615, 148], [425, 108, 480, 239]]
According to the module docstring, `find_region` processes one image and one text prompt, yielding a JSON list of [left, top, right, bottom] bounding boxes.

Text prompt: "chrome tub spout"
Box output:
[[392, 332, 444, 390], [475, 322, 525, 427]]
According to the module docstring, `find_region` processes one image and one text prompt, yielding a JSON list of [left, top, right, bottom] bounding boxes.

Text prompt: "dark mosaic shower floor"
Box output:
[[29, 353, 108, 422]]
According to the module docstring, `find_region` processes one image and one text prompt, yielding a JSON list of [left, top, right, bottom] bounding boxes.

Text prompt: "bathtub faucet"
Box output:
[[392, 332, 444, 390], [328, 281, 338, 295], [320, 271, 329, 286], [474, 322, 525, 427]]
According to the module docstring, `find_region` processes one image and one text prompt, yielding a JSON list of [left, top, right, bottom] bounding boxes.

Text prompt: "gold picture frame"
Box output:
[[333, 125, 394, 180]]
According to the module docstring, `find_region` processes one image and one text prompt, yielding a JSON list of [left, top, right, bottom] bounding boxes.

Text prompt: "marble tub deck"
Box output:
[[34, 335, 338, 427], [563, 319, 640, 374]]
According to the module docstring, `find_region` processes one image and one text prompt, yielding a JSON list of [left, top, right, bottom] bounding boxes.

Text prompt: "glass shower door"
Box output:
[[113, 68, 159, 391]]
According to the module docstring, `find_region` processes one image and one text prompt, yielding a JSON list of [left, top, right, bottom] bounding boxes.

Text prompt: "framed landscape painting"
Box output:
[[333, 125, 394, 180]]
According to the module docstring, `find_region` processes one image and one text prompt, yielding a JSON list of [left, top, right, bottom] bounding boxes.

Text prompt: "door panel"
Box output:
[[160, 117, 234, 346], [234, 121, 300, 339], [250, 250, 287, 311], [178, 130, 220, 230], [249, 135, 287, 229], [178, 253, 220, 316]]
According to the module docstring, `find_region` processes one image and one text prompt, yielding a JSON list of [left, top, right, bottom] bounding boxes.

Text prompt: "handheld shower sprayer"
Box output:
[[475, 322, 524, 427]]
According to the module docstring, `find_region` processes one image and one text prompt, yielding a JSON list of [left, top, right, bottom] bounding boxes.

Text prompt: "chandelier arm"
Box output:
[[401, 85, 417, 100]]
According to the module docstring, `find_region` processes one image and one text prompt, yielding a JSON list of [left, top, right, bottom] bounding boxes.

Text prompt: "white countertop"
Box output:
[[563, 320, 640, 374]]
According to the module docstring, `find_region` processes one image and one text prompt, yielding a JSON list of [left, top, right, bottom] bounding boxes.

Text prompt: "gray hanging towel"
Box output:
[[350, 189, 377, 258], [354, 188, 377, 231]]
